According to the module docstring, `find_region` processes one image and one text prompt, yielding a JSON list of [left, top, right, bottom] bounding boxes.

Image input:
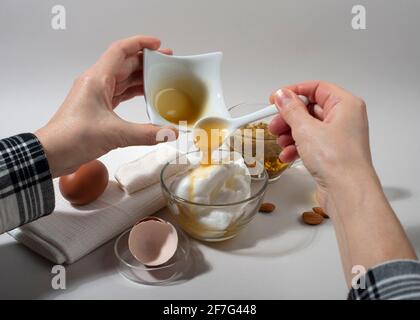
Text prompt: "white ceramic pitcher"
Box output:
[[143, 49, 231, 129]]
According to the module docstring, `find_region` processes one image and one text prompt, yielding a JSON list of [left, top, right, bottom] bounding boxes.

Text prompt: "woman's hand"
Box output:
[[35, 35, 178, 178], [268, 81, 373, 208], [269, 81, 416, 284]]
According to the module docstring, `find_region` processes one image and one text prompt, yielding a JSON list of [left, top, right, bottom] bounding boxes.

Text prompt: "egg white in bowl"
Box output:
[[160, 150, 269, 242]]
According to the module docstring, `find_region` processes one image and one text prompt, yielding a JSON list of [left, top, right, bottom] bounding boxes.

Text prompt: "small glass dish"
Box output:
[[114, 226, 190, 285], [228, 103, 301, 183], [160, 150, 269, 242]]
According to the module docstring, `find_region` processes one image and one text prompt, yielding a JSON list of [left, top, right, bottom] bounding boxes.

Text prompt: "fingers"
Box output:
[[118, 47, 173, 81], [268, 113, 289, 136], [101, 35, 161, 71], [112, 85, 144, 108], [127, 48, 173, 73], [119, 122, 179, 147], [269, 80, 364, 166], [270, 81, 353, 118], [285, 81, 355, 116], [309, 103, 324, 120], [113, 35, 161, 57], [114, 71, 143, 96], [154, 47, 173, 56], [279, 145, 299, 163], [268, 97, 320, 137], [97, 36, 172, 79], [273, 89, 316, 130], [114, 48, 173, 94], [277, 133, 294, 148]]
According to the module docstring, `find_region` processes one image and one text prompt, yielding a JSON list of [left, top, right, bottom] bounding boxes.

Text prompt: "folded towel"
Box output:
[[8, 145, 185, 264], [115, 144, 183, 194]]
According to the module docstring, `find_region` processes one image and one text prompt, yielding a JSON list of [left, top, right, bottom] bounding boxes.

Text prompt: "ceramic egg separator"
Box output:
[[143, 48, 231, 129], [193, 96, 309, 136], [143, 48, 311, 133]]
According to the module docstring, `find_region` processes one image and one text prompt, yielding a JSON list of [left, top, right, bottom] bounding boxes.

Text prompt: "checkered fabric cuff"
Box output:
[[348, 260, 420, 300], [0, 133, 55, 233]]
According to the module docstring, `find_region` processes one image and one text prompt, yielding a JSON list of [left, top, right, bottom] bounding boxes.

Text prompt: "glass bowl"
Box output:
[[228, 102, 298, 183], [160, 150, 269, 242], [114, 226, 190, 285]]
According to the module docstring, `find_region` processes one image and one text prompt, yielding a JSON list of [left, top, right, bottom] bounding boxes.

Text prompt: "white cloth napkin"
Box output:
[[8, 145, 185, 264], [115, 144, 182, 194]]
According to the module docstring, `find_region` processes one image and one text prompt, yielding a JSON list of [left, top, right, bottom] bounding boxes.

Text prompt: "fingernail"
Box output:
[[168, 126, 179, 139], [275, 89, 293, 109], [156, 126, 179, 143], [164, 126, 179, 140]]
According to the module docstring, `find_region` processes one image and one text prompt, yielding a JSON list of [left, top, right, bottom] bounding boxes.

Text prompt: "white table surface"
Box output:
[[1, 0, 420, 299]]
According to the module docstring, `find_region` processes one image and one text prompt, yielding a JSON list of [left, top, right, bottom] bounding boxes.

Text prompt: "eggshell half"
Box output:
[[128, 217, 178, 266]]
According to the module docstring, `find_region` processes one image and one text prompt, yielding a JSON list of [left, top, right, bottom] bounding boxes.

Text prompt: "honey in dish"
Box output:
[[189, 118, 229, 209], [193, 117, 229, 165]]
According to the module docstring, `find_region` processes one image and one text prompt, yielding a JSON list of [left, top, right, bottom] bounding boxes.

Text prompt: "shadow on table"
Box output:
[[152, 241, 212, 286], [155, 210, 212, 285], [205, 175, 415, 257], [204, 166, 319, 257], [0, 237, 119, 299], [406, 225, 420, 256], [0, 227, 211, 298], [0, 240, 54, 299], [383, 186, 412, 202]]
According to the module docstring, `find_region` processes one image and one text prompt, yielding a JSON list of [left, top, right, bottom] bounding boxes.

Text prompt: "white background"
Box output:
[[1, 0, 420, 299]]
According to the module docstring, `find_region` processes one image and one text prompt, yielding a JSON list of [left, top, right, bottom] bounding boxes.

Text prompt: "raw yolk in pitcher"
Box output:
[[155, 88, 202, 125]]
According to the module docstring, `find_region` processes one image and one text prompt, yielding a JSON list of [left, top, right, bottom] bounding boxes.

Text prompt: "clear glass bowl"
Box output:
[[160, 150, 269, 242], [228, 102, 299, 183], [114, 227, 190, 285]]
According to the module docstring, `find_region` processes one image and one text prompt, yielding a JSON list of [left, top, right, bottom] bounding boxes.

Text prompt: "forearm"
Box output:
[[35, 122, 86, 178], [0, 133, 55, 233], [326, 165, 417, 286]]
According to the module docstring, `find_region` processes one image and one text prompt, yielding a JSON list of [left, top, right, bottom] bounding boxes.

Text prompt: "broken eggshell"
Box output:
[[128, 217, 178, 267]]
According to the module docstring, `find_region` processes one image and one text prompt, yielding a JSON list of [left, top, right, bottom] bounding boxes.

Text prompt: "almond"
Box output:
[[312, 207, 329, 219], [302, 211, 324, 225], [245, 161, 257, 168], [259, 202, 275, 213]]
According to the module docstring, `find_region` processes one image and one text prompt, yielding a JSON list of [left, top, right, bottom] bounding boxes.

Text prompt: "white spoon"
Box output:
[[193, 95, 309, 135]]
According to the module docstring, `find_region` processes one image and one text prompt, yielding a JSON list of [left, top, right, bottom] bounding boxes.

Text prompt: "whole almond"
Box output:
[[245, 161, 257, 168], [259, 202, 275, 213], [313, 207, 329, 219], [302, 211, 324, 225]]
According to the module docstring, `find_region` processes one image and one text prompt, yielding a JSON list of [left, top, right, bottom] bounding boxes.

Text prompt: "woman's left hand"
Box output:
[[35, 35, 178, 178]]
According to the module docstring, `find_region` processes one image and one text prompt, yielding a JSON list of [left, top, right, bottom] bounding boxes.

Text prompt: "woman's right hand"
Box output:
[[269, 81, 418, 282], [269, 81, 417, 286], [268, 81, 374, 209]]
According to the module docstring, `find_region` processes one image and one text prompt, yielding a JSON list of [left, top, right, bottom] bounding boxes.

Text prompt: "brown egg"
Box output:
[[59, 160, 109, 205]]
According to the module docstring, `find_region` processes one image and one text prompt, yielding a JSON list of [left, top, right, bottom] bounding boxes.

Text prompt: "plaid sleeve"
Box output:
[[0, 133, 55, 233], [349, 260, 420, 300]]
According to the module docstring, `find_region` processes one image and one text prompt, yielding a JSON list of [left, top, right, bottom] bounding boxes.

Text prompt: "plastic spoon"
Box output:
[[193, 95, 309, 135], [192, 95, 310, 163]]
